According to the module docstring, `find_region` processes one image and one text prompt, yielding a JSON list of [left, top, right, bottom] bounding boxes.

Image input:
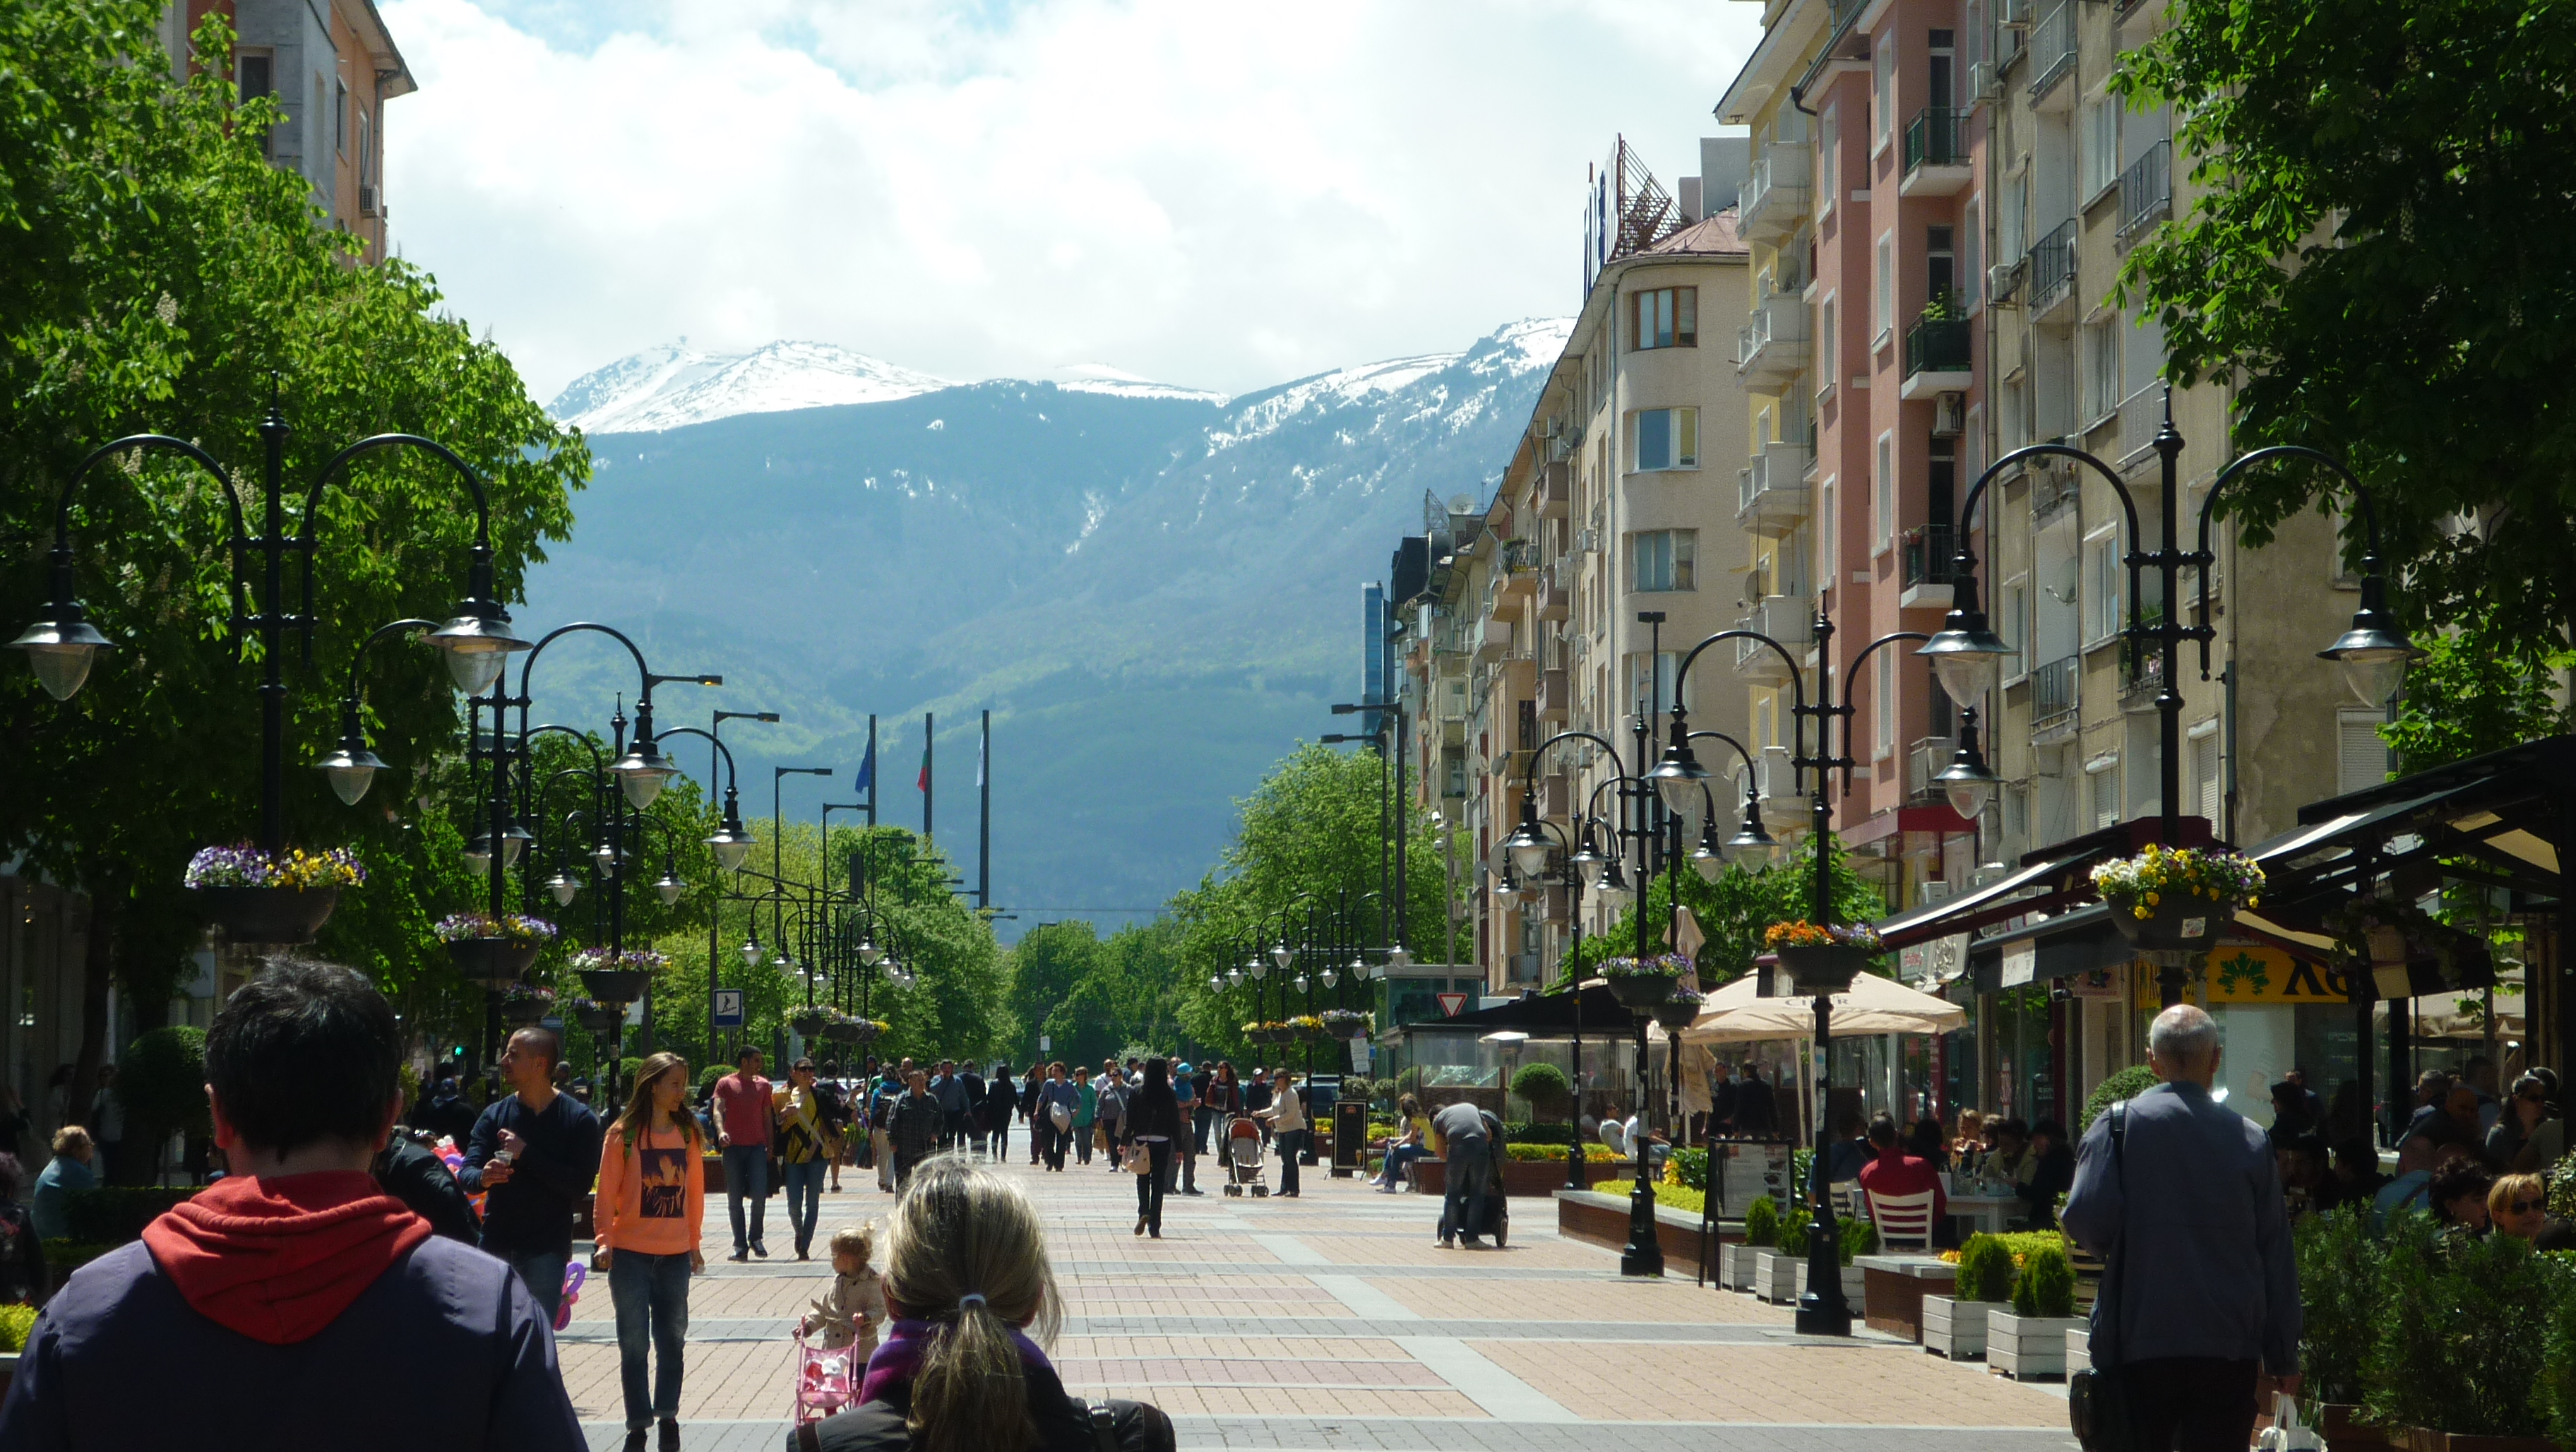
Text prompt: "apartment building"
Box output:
[[1393, 140, 1756, 992], [161, 0, 414, 261]]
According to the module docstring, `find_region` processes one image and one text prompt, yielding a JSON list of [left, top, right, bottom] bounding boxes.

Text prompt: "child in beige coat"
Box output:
[[802, 1222, 888, 1353]]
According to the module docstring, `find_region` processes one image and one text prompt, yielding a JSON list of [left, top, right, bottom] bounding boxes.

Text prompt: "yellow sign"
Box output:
[[2130, 945, 2355, 1008]]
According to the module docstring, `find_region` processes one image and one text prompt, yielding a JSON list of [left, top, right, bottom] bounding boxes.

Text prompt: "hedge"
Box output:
[[0, 1303, 33, 1352]]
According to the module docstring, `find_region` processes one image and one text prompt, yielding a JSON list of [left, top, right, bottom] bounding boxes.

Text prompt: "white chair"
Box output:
[[1866, 1186, 1938, 1252], [1599, 1120, 1630, 1158]]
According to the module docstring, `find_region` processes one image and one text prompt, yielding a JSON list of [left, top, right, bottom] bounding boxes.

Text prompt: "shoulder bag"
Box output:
[[1121, 1139, 1152, 1175], [2068, 1100, 2133, 1452]]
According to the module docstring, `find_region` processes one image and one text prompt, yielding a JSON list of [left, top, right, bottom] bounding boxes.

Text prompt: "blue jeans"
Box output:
[[506, 1248, 571, 1323], [722, 1143, 768, 1253], [609, 1249, 691, 1430], [782, 1158, 825, 1255], [1275, 1129, 1305, 1195], [1378, 1142, 1426, 1187], [1439, 1134, 1491, 1243]]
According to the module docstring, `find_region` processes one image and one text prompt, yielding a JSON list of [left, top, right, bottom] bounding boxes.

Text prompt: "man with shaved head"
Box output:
[[2063, 1004, 2299, 1452]]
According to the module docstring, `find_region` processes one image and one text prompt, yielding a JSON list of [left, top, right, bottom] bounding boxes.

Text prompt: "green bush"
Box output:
[[1664, 1147, 1710, 1192], [1509, 1062, 1571, 1119], [40, 1240, 117, 1277], [2082, 1066, 2160, 1135], [1839, 1216, 1878, 1266], [1499, 1121, 1578, 1146], [2373, 1213, 2554, 1437], [1777, 1202, 1813, 1258], [118, 1025, 211, 1154], [1742, 1195, 1779, 1248], [0, 1302, 34, 1352], [62, 1187, 196, 1245], [697, 1064, 729, 1095], [2012, 1242, 2077, 1317], [1394, 1066, 1424, 1098], [1955, 1234, 2017, 1302], [2298, 1206, 2383, 1405], [1501, 1143, 1614, 1162]]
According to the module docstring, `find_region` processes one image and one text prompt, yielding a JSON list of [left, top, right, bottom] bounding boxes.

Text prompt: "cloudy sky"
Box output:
[[379, 0, 1762, 401]]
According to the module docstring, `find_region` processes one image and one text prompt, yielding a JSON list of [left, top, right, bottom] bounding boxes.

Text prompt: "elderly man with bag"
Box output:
[[2063, 1004, 2298, 1452]]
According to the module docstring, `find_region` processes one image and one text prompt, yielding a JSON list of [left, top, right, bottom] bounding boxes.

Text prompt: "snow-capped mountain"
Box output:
[[549, 340, 957, 434]]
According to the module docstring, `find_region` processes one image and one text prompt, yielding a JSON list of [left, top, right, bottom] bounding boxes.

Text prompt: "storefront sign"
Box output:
[[2130, 945, 2354, 1007]]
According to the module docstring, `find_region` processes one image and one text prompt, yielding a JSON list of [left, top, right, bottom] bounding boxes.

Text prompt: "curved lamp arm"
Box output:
[[311, 617, 440, 804], [2190, 445, 2370, 679]]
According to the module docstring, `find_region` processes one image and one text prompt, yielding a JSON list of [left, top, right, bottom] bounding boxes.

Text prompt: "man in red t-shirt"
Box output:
[[712, 1048, 775, 1261], [1856, 1113, 1946, 1246]]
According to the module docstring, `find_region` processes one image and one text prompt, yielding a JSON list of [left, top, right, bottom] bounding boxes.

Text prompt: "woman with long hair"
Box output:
[[595, 1052, 706, 1452], [1126, 1059, 1181, 1239], [806, 1153, 1170, 1452]]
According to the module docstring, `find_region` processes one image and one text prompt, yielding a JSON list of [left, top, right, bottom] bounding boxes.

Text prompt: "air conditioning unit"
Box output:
[[1998, 0, 2033, 26], [358, 184, 379, 218], [1968, 60, 2000, 100], [1933, 393, 1967, 437], [1575, 527, 1600, 554], [1988, 261, 2024, 302]]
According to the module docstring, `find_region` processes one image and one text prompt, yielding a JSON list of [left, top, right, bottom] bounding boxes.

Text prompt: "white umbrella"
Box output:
[[1681, 968, 1967, 1043]]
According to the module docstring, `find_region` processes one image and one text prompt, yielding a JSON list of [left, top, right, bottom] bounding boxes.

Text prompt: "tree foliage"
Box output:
[[1567, 835, 1885, 984], [2113, 0, 2576, 660], [2377, 618, 2575, 773]]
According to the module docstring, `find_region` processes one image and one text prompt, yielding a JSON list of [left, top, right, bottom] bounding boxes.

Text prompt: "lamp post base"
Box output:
[[1619, 1174, 1664, 1277], [1794, 1241, 1851, 1335], [1794, 1297, 1852, 1337]]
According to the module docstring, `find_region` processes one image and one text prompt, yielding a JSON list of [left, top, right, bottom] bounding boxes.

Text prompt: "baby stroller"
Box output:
[[792, 1328, 860, 1426], [1221, 1116, 1268, 1197]]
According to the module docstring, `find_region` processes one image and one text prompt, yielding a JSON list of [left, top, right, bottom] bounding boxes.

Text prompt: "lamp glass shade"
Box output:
[[1270, 944, 1293, 972], [707, 831, 753, 873], [11, 614, 112, 701], [886, 960, 906, 983], [1492, 878, 1521, 909], [1386, 944, 1412, 970], [1690, 841, 1724, 883], [463, 843, 492, 873], [1507, 836, 1552, 879], [613, 749, 676, 809], [1945, 777, 1999, 821], [740, 941, 763, 967], [655, 874, 684, 905], [1227, 965, 1243, 987], [1293, 975, 1308, 994], [2332, 648, 2411, 709], [1919, 621, 2010, 707], [1320, 968, 1338, 989], [1246, 956, 1266, 980], [1209, 975, 1222, 992], [590, 843, 616, 872], [427, 612, 530, 696], [857, 939, 881, 965], [1650, 763, 1706, 818], [498, 826, 530, 867], [546, 874, 578, 907], [316, 742, 386, 807]]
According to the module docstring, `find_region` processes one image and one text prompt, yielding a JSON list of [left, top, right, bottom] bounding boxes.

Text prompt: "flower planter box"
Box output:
[[789, 1012, 833, 1037], [1719, 1242, 1758, 1291], [581, 968, 652, 1004], [446, 938, 541, 987], [194, 886, 341, 945], [1754, 1249, 1803, 1304], [1291, 1025, 1325, 1044], [1985, 1310, 2086, 1380], [1921, 1295, 1988, 1359], [1857, 1255, 1957, 1342], [2064, 1326, 2089, 1374], [2106, 895, 2226, 951], [571, 1004, 623, 1035], [499, 997, 551, 1028], [823, 1022, 864, 1045], [1606, 973, 1681, 1008], [2318, 1405, 2387, 1452], [1775, 943, 1871, 994]]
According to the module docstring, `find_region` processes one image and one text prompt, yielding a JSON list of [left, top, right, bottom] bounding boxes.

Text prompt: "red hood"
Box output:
[[141, 1171, 429, 1345]]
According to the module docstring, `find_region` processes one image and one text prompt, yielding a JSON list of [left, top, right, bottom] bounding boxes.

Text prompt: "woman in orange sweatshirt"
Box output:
[[595, 1052, 707, 1452]]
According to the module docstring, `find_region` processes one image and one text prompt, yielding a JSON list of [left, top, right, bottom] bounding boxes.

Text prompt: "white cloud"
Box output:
[[380, 0, 1760, 398]]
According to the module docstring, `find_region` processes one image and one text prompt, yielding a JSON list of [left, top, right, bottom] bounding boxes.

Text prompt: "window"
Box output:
[[1876, 234, 1895, 339], [1874, 39, 1895, 147], [1819, 106, 1838, 204], [2087, 317, 2121, 423], [1632, 408, 1698, 471], [2337, 710, 2390, 792], [2089, 760, 2121, 830], [1819, 483, 1836, 578], [1630, 530, 1698, 593], [2000, 379, 2027, 451], [1930, 30, 1956, 109], [1876, 648, 1895, 757], [1627, 651, 1688, 714], [1966, 403, 1985, 484], [1819, 297, 1837, 385], [1962, 199, 1981, 310], [1928, 225, 1956, 304], [2080, 94, 2118, 199], [2192, 727, 2222, 821], [335, 78, 348, 155], [2000, 177, 2027, 261], [2001, 581, 2027, 668], [1876, 433, 1896, 549], [2089, 532, 2123, 643], [1631, 287, 1698, 350], [238, 53, 273, 158]]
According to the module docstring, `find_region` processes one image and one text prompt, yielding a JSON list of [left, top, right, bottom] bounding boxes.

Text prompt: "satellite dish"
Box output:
[[1450, 494, 1476, 514]]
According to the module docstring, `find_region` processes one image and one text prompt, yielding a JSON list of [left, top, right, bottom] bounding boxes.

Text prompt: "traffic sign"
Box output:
[[712, 989, 745, 1028], [1436, 992, 1469, 1018], [1039, 1035, 1051, 1052]]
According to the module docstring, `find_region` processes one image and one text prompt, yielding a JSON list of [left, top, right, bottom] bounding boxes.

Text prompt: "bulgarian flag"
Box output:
[[917, 741, 931, 792]]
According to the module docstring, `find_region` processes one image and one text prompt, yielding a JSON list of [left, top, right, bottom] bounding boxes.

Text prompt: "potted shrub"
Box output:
[[1988, 1239, 2084, 1379], [1925, 1232, 2015, 1359], [2371, 1217, 2556, 1452], [573, 947, 661, 1006], [436, 912, 557, 986], [1761, 922, 1880, 994], [184, 845, 364, 945], [1321, 1008, 1371, 1039], [1287, 1014, 1326, 1044], [1602, 953, 1693, 1008], [2296, 1206, 2387, 1452], [495, 982, 556, 1028], [1756, 1202, 1813, 1304], [2088, 844, 2264, 951], [1836, 1215, 1877, 1306], [1510, 1061, 1571, 1126], [566, 996, 623, 1035], [1729, 1194, 1779, 1292]]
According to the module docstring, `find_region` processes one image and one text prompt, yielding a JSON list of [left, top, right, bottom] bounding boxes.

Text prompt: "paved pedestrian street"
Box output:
[[559, 1150, 2077, 1451]]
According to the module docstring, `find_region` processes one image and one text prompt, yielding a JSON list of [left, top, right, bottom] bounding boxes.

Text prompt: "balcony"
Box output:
[[1737, 143, 1812, 249], [1907, 736, 1959, 807], [1537, 562, 1571, 621], [2031, 653, 2080, 732], [2121, 640, 2166, 712], [1900, 108, 1970, 197], [1900, 315, 1974, 399], [1496, 539, 1542, 602], [2027, 220, 2077, 321], [2029, 1, 2077, 106], [1735, 299, 1812, 388], [1900, 524, 1960, 610], [1472, 617, 1511, 664], [1539, 667, 1570, 722], [1736, 443, 1815, 537], [2116, 384, 2164, 469], [1735, 599, 1813, 686], [2116, 140, 2172, 248], [1538, 460, 1572, 519]]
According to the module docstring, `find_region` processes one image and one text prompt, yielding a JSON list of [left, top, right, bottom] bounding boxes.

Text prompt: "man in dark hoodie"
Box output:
[[0, 958, 581, 1451]]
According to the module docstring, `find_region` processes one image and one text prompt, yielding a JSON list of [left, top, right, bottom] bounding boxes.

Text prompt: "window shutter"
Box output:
[[2338, 710, 2389, 794], [2193, 734, 2222, 820]]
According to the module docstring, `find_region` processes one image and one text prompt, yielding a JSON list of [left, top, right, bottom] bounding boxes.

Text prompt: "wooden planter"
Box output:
[[1719, 1242, 1759, 1291], [2318, 1405, 2387, 1452], [1921, 1295, 1988, 1359], [195, 885, 342, 945], [2065, 1326, 2090, 1374], [1986, 1310, 2087, 1379], [1754, 1249, 1802, 1304]]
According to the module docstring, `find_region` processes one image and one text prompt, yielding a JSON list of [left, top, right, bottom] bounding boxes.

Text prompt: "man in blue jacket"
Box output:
[[0, 959, 581, 1451], [2063, 1004, 2299, 1452], [463, 1027, 603, 1320]]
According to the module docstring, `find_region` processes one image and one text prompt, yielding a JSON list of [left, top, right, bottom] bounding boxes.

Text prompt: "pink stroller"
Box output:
[[792, 1330, 861, 1425]]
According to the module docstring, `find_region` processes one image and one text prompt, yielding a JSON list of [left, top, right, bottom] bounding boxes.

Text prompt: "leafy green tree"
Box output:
[[2378, 620, 2575, 773], [0, 8, 584, 1104], [1568, 836, 1885, 984], [2113, 0, 2576, 661]]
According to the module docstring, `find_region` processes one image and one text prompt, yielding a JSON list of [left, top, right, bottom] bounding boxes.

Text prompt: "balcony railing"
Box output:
[[2116, 140, 2173, 244], [1904, 107, 1965, 174], [2027, 220, 2077, 314], [1904, 316, 1972, 380], [2029, 1, 2077, 100], [2032, 653, 2080, 726], [1907, 736, 1959, 805], [2116, 383, 2164, 465], [2121, 640, 2166, 706], [1902, 524, 1960, 588]]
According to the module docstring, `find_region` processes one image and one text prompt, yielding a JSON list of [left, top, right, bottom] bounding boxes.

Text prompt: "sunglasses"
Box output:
[[2509, 1198, 2544, 1216]]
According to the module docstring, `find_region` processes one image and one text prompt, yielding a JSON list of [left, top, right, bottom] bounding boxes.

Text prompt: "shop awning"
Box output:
[[1876, 855, 2070, 949], [1681, 968, 1967, 1042]]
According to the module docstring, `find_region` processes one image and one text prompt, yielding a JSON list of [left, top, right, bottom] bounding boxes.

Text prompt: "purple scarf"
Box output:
[[859, 1317, 1054, 1406]]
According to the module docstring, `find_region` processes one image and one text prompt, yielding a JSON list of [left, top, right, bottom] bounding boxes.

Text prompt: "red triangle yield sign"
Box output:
[[1436, 992, 1470, 1018]]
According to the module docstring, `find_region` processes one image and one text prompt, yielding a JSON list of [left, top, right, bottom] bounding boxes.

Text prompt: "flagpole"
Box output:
[[922, 710, 934, 846], [866, 714, 878, 826], [979, 708, 991, 913]]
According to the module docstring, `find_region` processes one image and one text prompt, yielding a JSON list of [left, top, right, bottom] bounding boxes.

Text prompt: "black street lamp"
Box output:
[[11, 407, 528, 873]]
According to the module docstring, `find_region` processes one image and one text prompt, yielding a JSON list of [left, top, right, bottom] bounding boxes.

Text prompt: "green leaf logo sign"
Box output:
[[2215, 952, 2270, 998]]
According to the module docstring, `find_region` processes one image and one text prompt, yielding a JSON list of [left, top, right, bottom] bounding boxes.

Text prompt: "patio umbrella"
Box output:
[[1681, 968, 1967, 1043]]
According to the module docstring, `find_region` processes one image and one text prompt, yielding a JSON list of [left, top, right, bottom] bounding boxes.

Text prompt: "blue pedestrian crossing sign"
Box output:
[[712, 989, 745, 1028]]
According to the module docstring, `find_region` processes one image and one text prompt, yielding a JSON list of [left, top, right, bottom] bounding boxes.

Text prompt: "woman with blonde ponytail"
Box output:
[[794, 1152, 1171, 1452]]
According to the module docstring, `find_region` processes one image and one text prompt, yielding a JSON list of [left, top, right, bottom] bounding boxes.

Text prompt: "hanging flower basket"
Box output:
[[568, 998, 624, 1035], [1287, 1015, 1326, 1044], [1651, 988, 1705, 1033], [497, 985, 556, 1027], [1603, 954, 1691, 1008], [184, 845, 364, 945], [790, 1008, 834, 1037], [2092, 846, 2264, 951], [1763, 922, 1883, 995], [822, 1017, 865, 1045], [1256, 1022, 1292, 1045], [571, 948, 662, 1006], [437, 913, 557, 987], [1321, 1008, 1371, 1040]]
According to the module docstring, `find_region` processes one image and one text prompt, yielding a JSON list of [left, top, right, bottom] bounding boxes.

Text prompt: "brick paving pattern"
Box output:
[[564, 1143, 2075, 1451]]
